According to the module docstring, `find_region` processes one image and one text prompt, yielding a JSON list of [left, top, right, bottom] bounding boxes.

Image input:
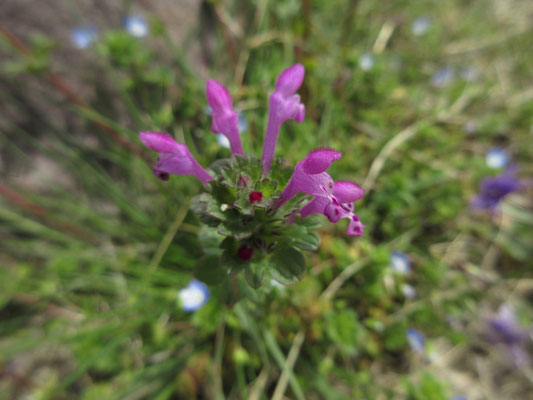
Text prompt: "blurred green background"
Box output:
[[1, 0, 532, 399]]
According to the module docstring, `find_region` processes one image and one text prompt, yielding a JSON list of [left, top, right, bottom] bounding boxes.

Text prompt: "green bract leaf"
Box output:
[[270, 246, 306, 284], [273, 192, 311, 218], [194, 255, 227, 285], [254, 179, 280, 208], [285, 224, 321, 251], [269, 158, 293, 188], [218, 217, 261, 240], [206, 197, 228, 220], [221, 154, 262, 188], [208, 181, 236, 205], [234, 187, 255, 216], [220, 237, 246, 275], [244, 258, 269, 288]]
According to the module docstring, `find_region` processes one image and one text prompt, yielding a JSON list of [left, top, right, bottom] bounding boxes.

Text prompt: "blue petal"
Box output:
[[178, 279, 210, 312], [238, 112, 248, 133], [412, 16, 431, 36], [390, 251, 411, 274], [124, 15, 149, 37], [406, 328, 425, 353], [217, 134, 230, 149], [71, 26, 98, 49], [485, 148, 509, 169], [431, 67, 454, 87], [358, 53, 375, 71]]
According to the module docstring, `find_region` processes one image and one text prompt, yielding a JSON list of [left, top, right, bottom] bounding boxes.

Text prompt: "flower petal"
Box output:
[[299, 196, 329, 218], [346, 215, 365, 236], [334, 181, 364, 203], [206, 80, 233, 113], [140, 132, 182, 154], [302, 148, 342, 175], [206, 80, 243, 155], [275, 64, 305, 96], [155, 153, 194, 175]]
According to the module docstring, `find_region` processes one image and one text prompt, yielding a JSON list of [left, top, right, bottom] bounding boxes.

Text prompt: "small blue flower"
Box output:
[[217, 134, 231, 148], [401, 284, 417, 299], [238, 112, 249, 133], [451, 396, 467, 400], [358, 53, 375, 71], [431, 67, 455, 87], [485, 148, 509, 169], [217, 112, 247, 149], [124, 15, 149, 38], [71, 26, 98, 49], [178, 279, 210, 312], [390, 251, 411, 274], [412, 16, 431, 36], [406, 328, 425, 353]]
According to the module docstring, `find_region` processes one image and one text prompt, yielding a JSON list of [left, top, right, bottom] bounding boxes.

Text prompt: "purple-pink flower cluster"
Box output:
[[139, 64, 365, 237]]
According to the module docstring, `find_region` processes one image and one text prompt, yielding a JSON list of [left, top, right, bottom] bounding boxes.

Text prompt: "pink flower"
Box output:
[[139, 132, 213, 184], [206, 80, 244, 155], [278, 148, 342, 206], [262, 64, 306, 172], [299, 181, 365, 236]]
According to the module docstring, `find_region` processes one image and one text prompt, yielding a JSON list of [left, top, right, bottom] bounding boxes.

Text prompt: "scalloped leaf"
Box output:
[[221, 154, 262, 188], [220, 237, 246, 275], [270, 246, 306, 284], [194, 255, 227, 284], [253, 179, 280, 208], [285, 224, 321, 251], [234, 187, 255, 216], [244, 258, 269, 288], [269, 158, 294, 188]]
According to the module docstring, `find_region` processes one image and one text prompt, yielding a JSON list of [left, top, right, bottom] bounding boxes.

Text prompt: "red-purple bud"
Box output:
[[238, 175, 250, 187], [237, 245, 254, 261], [249, 191, 263, 203]]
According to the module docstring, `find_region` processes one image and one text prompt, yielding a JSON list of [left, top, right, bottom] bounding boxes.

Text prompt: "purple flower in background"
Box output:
[[390, 251, 411, 274], [178, 279, 210, 311], [412, 16, 432, 36], [485, 148, 509, 169], [471, 169, 523, 212], [358, 53, 375, 71], [431, 66, 455, 87], [124, 15, 149, 37], [451, 397, 467, 400], [406, 328, 425, 353], [262, 64, 306, 172], [206, 80, 244, 155], [486, 305, 531, 366], [71, 26, 98, 49], [139, 132, 213, 183]]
